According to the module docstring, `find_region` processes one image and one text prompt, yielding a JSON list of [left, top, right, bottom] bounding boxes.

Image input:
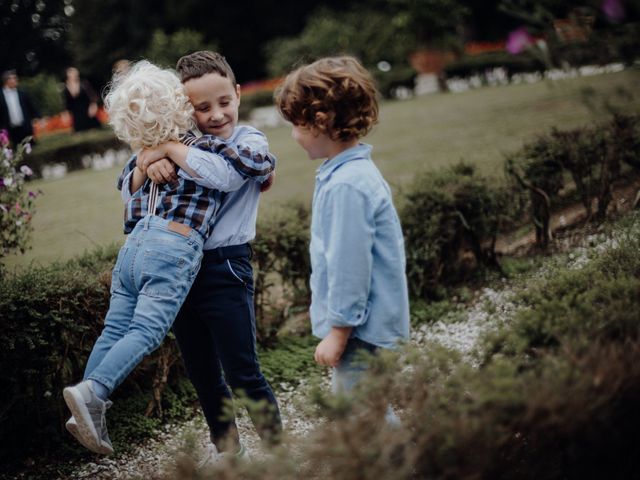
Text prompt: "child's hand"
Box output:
[[260, 172, 275, 192], [314, 327, 351, 367], [138, 144, 170, 171], [147, 158, 177, 184]]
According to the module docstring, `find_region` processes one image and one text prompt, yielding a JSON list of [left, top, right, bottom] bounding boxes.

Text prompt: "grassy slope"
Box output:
[[5, 69, 640, 268]]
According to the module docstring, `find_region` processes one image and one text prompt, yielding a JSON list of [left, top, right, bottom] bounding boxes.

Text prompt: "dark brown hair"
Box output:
[[176, 51, 236, 85], [275, 56, 379, 142]]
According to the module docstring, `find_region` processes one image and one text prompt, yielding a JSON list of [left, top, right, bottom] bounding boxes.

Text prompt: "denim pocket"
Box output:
[[139, 249, 189, 299]]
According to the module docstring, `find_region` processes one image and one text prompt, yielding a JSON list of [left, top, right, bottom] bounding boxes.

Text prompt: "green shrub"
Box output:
[[400, 163, 518, 299], [20, 73, 64, 117], [253, 204, 311, 344], [444, 51, 545, 78], [505, 114, 640, 247], [374, 65, 417, 99], [29, 129, 127, 178], [238, 90, 276, 120], [482, 213, 640, 363], [0, 245, 189, 467], [172, 216, 640, 480]]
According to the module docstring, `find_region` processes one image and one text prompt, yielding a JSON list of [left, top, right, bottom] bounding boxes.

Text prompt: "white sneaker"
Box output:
[[65, 416, 95, 451], [196, 443, 249, 471], [62, 380, 114, 455]]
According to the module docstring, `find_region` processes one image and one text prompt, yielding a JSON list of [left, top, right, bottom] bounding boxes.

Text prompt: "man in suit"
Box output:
[[0, 70, 40, 147]]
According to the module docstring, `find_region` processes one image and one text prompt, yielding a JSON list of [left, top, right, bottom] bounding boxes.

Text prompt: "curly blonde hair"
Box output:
[[104, 60, 195, 150], [274, 56, 379, 142]]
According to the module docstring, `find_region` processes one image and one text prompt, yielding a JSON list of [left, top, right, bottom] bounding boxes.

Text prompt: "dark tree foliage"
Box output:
[[68, 0, 357, 86], [0, 0, 72, 76]]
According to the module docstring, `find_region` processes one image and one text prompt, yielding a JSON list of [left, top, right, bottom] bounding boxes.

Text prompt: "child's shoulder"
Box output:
[[233, 124, 267, 140]]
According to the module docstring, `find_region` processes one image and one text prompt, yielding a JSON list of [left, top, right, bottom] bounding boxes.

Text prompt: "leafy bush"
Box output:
[[29, 128, 127, 178], [506, 114, 640, 247], [444, 51, 545, 79], [400, 163, 519, 299], [374, 65, 417, 99], [238, 90, 276, 120], [144, 29, 219, 69], [253, 204, 311, 344], [170, 215, 640, 480], [0, 245, 190, 466], [20, 73, 64, 117]]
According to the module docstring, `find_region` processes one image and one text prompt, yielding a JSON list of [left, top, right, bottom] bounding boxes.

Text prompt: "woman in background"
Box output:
[[63, 66, 101, 132]]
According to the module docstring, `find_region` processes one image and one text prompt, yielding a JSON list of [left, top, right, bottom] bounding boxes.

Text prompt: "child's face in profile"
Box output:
[[291, 124, 333, 160], [184, 72, 240, 140]]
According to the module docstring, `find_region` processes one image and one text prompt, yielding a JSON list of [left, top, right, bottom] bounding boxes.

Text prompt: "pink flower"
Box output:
[[0, 130, 8, 147], [602, 0, 625, 23], [506, 27, 534, 55], [28, 191, 37, 198], [20, 165, 33, 176]]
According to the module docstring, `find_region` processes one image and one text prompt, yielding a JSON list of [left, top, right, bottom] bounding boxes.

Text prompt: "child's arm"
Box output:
[[314, 184, 375, 365], [137, 129, 275, 192], [117, 155, 147, 200]]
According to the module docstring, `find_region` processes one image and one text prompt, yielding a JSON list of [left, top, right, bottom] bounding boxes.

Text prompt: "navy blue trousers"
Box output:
[[172, 244, 282, 448]]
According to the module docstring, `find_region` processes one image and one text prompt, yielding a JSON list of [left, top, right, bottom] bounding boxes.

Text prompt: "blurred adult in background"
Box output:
[[0, 69, 41, 147], [63, 67, 101, 132]]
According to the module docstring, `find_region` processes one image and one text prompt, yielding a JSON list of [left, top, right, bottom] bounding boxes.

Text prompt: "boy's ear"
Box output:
[[235, 84, 241, 102]]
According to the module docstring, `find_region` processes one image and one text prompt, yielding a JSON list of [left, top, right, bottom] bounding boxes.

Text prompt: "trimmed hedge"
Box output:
[[506, 114, 640, 247], [400, 163, 519, 299], [28, 128, 128, 178], [0, 245, 190, 466], [444, 51, 545, 79]]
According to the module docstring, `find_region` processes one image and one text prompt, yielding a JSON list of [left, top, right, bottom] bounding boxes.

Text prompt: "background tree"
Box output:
[[143, 29, 218, 69], [0, 0, 72, 75]]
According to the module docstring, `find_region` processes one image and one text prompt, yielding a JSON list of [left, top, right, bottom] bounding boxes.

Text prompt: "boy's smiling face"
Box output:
[[184, 72, 240, 140]]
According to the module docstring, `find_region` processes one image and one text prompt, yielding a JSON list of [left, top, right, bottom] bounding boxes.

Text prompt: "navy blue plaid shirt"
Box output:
[[116, 131, 275, 239]]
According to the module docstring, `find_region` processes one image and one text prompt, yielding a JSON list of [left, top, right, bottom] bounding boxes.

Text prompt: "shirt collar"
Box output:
[[316, 143, 372, 182]]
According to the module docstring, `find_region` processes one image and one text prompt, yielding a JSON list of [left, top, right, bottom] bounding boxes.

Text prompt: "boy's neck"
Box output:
[[326, 138, 359, 161]]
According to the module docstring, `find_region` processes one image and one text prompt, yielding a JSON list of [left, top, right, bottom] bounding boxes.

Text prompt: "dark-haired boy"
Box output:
[[127, 51, 282, 460]]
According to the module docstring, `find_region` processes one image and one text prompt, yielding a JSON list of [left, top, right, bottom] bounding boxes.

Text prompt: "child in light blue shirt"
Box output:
[[275, 56, 410, 399]]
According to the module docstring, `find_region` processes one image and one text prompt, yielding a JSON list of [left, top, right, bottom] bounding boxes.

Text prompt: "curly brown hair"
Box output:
[[275, 56, 379, 142]]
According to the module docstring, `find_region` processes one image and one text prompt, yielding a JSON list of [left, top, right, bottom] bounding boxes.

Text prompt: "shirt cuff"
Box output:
[[327, 303, 370, 328]]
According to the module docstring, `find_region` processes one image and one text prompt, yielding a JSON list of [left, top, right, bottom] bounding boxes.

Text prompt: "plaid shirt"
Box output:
[[116, 131, 275, 239]]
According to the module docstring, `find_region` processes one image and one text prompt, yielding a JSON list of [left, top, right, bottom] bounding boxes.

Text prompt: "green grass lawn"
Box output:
[[5, 69, 640, 269]]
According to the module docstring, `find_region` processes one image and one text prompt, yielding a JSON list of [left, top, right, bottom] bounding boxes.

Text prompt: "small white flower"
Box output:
[[20, 165, 33, 176], [3, 177, 13, 187]]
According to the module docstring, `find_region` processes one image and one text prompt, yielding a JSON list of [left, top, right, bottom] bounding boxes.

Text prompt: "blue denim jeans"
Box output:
[[332, 337, 400, 426], [84, 215, 203, 393]]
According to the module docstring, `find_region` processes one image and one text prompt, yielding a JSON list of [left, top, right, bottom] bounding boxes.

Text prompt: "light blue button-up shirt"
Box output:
[[120, 125, 270, 249], [310, 143, 410, 349]]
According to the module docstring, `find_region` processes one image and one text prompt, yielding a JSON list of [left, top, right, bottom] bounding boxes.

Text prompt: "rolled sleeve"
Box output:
[[183, 148, 246, 192], [322, 184, 374, 328]]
